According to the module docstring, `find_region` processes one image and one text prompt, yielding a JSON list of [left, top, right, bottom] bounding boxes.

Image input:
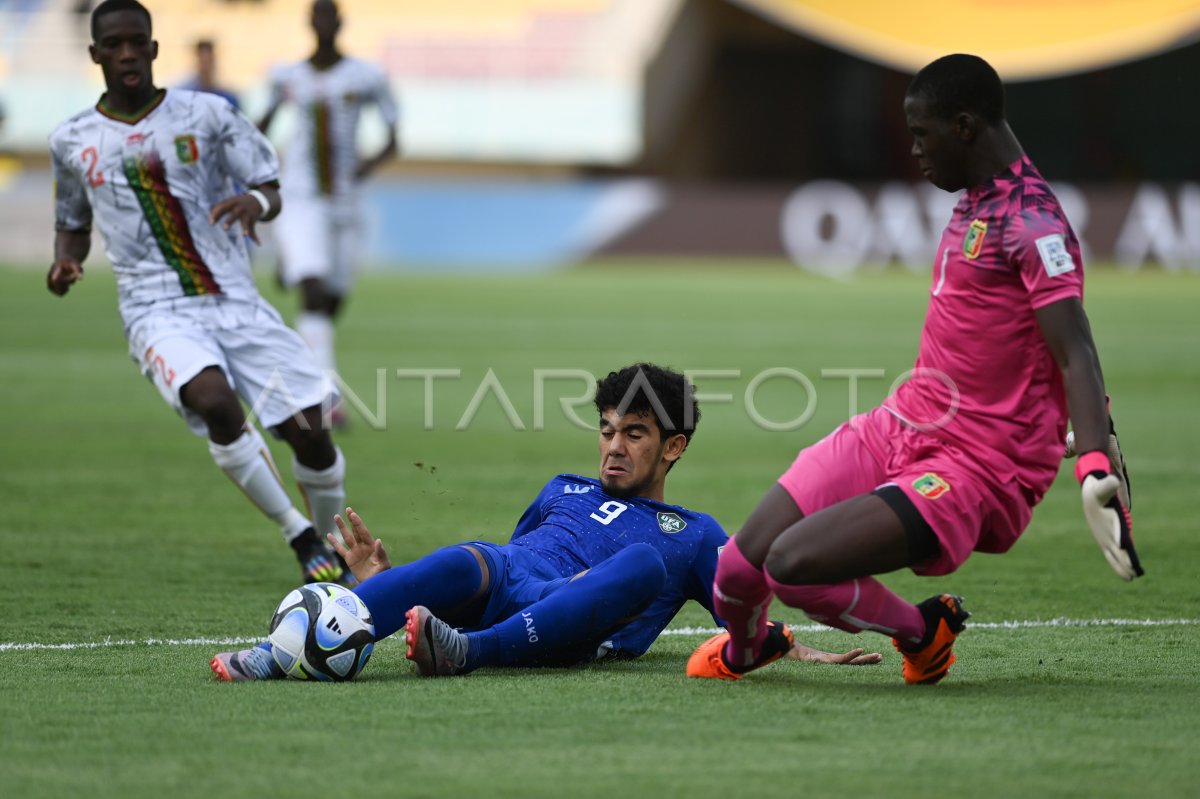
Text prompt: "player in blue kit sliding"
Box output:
[[212, 364, 880, 680]]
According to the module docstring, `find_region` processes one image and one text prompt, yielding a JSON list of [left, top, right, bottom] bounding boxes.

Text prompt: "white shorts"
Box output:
[[274, 195, 361, 295], [127, 296, 335, 436]]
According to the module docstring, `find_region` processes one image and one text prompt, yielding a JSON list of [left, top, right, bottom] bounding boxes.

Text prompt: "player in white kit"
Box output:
[[47, 0, 354, 587], [259, 0, 399, 426]]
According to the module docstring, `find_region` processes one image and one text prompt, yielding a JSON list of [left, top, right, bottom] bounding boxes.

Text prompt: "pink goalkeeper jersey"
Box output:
[[883, 155, 1083, 503]]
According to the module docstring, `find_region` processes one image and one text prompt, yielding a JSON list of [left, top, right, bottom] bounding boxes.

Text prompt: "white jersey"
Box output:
[[50, 89, 280, 326], [267, 57, 398, 200]]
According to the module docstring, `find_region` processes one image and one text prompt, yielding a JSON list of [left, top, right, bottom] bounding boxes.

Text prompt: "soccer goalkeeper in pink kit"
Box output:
[[688, 54, 1142, 686]]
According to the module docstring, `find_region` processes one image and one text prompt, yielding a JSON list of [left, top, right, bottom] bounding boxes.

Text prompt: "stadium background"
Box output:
[[2, 3, 1199, 798], [0, 0, 1198, 271]]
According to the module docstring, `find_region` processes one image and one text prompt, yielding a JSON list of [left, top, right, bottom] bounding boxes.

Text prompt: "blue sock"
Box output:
[[353, 545, 488, 640], [465, 543, 667, 670]]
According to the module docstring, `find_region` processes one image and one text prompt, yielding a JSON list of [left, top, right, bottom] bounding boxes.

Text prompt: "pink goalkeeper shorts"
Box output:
[[777, 406, 1033, 576]]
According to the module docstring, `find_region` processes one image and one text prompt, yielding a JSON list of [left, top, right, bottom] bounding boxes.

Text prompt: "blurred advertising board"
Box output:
[[598, 181, 1200, 273], [1, 171, 1195, 270]]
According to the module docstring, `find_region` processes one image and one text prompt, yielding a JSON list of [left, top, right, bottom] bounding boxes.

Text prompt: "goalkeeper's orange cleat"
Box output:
[[687, 621, 794, 680], [892, 594, 970, 685]]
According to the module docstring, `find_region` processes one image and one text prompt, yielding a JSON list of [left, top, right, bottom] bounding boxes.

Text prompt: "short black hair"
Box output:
[[92, 0, 152, 41], [907, 54, 1005, 125], [594, 363, 699, 445]]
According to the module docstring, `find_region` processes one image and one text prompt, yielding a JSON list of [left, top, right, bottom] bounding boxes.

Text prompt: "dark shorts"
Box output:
[[466, 541, 574, 630]]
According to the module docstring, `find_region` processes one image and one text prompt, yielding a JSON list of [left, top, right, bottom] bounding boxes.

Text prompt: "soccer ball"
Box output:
[[268, 582, 375, 681]]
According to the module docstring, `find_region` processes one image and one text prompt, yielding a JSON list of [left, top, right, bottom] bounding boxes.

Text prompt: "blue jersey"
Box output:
[[508, 474, 727, 656]]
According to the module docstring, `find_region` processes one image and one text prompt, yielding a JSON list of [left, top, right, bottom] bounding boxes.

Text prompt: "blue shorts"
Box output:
[[466, 541, 575, 630]]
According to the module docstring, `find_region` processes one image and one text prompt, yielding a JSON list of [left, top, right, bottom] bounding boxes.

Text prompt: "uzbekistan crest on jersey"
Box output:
[[963, 219, 988, 259], [657, 512, 686, 533], [174, 135, 199, 164], [913, 473, 951, 500]]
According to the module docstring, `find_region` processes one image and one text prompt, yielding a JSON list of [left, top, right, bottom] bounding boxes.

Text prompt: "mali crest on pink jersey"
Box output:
[[963, 219, 988, 259], [913, 473, 951, 500]]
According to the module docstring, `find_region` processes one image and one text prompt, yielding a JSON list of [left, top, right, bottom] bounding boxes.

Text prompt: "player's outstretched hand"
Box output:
[[209, 194, 264, 245], [330, 507, 392, 583], [1068, 413, 1142, 580], [47, 258, 83, 296], [1077, 454, 1143, 580], [788, 642, 882, 666]]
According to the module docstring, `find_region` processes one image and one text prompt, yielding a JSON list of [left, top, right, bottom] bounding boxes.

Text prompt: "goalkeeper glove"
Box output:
[[1064, 418, 1132, 510], [1070, 415, 1142, 580]]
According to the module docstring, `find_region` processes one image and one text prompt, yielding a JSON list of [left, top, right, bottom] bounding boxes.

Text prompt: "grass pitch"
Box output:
[[2, 261, 1198, 798]]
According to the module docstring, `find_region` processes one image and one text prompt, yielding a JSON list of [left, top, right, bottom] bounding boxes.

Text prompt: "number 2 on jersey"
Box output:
[[82, 146, 105, 188], [590, 501, 628, 526]]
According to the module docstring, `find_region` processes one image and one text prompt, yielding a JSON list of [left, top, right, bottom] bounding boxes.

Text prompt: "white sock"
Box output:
[[209, 426, 311, 543], [295, 311, 337, 378], [294, 446, 346, 542]]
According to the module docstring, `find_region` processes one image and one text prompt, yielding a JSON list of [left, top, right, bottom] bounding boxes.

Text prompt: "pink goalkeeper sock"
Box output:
[[765, 573, 925, 643], [713, 537, 773, 668]]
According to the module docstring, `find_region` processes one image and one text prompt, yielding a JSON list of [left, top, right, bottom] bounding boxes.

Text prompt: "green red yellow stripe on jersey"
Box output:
[[122, 150, 221, 296], [312, 100, 333, 195]]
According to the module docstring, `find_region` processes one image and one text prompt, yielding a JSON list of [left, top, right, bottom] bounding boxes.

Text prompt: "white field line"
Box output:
[[1, 617, 1196, 653], [662, 618, 1200, 637]]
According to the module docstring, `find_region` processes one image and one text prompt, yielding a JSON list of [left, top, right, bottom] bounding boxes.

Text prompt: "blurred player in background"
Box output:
[[211, 364, 881, 681], [688, 54, 1141, 686], [179, 39, 240, 111], [47, 0, 354, 587], [258, 0, 399, 427]]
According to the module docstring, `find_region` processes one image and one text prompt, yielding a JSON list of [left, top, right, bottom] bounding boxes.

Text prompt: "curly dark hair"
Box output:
[[907, 53, 1005, 125], [593, 363, 699, 445], [92, 0, 152, 41]]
